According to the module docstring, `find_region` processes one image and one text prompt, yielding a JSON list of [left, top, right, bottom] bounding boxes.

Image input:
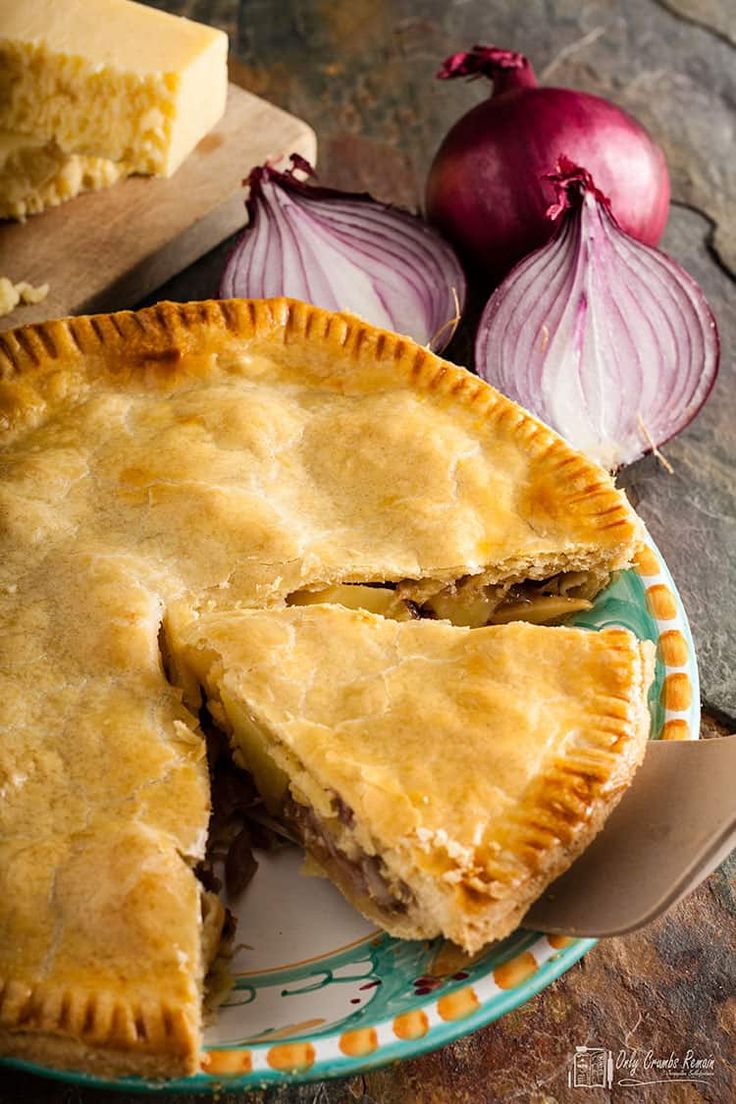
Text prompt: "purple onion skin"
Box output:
[[426, 47, 670, 284], [474, 160, 719, 470]]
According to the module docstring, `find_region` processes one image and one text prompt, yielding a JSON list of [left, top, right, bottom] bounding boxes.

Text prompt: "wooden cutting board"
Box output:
[[0, 84, 316, 331]]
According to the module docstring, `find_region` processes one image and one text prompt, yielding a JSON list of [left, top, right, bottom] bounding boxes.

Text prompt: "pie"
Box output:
[[173, 605, 654, 952], [0, 297, 651, 1078]]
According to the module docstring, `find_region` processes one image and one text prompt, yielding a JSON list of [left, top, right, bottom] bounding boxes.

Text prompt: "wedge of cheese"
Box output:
[[0, 0, 228, 178], [0, 131, 127, 220]]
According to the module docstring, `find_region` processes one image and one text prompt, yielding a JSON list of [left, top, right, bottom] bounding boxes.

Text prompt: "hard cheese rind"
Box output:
[[0, 0, 228, 177]]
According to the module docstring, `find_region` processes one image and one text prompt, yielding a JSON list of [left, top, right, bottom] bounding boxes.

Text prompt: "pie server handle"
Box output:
[[522, 734, 736, 938]]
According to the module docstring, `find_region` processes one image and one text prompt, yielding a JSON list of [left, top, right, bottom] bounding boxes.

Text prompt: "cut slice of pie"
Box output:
[[172, 605, 655, 953], [0, 298, 647, 1077]]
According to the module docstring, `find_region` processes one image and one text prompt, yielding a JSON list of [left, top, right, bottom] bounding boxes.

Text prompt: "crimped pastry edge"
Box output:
[[375, 634, 656, 953], [0, 980, 199, 1078]]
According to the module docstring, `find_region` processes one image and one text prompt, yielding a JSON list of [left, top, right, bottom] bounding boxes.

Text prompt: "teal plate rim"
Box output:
[[1, 534, 700, 1094], [2, 937, 597, 1094]]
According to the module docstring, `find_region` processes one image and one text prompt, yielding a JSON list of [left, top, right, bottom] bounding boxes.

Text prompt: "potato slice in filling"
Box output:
[[287, 571, 599, 628]]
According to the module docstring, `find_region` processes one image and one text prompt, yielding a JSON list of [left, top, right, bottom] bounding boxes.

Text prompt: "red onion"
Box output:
[[475, 159, 719, 470], [426, 45, 670, 283], [221, 155, 466, 352]]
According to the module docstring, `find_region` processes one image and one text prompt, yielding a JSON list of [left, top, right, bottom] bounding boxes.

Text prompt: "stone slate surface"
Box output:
[[2, 3, 733, 1104]]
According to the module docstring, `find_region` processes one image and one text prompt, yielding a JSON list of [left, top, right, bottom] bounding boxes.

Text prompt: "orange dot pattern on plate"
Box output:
[[634, 545, 660, 576], [646, 584, 677, 620], [339, 1027, 378, 1057], [659, 629, 688, 667], [494, 951, 538, 990], [662, 719, 690, 741], [267, 1042, 315, 1072], [437, 987, 480, 1021], [547, 934, 574, 950], [203, 1049, 252, 1075], [393, 1010, 429, 1040], [662, 672, 692, 711]]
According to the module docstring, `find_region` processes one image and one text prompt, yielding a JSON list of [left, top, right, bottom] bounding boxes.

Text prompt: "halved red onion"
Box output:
[[221, 155, 466, 352], [475, 159, 719, 470]]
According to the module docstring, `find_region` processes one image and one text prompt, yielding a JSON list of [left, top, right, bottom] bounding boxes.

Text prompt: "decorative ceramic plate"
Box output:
[[4, 537, 699, 1094]]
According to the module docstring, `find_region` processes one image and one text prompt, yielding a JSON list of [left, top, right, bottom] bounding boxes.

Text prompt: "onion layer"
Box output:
[[221, 155, 466, 352], [426, 45, 670, 283], [475, 159, 719, 470]]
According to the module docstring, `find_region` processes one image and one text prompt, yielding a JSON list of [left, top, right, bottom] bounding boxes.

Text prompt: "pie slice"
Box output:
[[0, 298, 646, 1077], [172, 605, 655, 953]]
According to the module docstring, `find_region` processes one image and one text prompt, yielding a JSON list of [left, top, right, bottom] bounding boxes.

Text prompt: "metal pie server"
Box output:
[[523, 734, 736, 938]]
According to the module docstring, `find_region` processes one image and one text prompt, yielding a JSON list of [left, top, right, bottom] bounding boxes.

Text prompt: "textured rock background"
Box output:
[[2, 1, 733, 1102]]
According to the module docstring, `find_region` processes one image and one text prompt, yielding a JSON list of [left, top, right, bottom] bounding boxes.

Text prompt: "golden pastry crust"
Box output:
[[0, 298, 646, 1074], [174, 606, 655, 953], [0, 298, 641, 598]]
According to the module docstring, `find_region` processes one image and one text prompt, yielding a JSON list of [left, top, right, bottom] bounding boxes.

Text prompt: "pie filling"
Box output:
[[194, 701, 415, 926], [282, 794, 415, 919], [287, 569, 604, 628]]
